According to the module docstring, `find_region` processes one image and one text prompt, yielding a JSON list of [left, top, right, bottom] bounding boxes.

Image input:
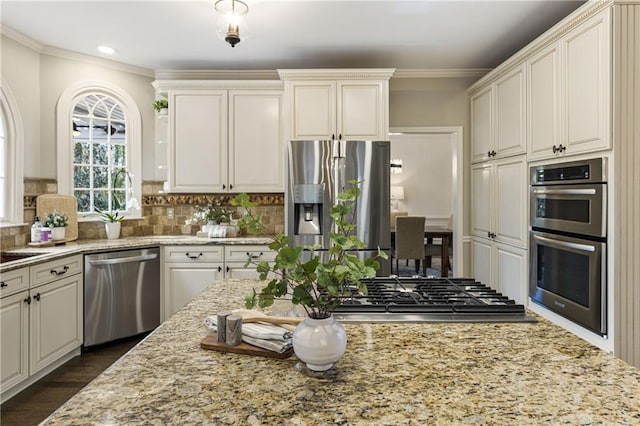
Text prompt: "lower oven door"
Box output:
[[529, 230, 606, 335]]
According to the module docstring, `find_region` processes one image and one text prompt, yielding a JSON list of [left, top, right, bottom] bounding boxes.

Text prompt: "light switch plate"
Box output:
[[167, 207, 174, 220]]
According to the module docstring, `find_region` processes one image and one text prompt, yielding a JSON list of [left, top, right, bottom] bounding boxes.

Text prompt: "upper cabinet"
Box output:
[[471, 64, 526, 163], [279, 69, 395, 141], [152, 81, 284, 193], [527, 7, 611, 161]]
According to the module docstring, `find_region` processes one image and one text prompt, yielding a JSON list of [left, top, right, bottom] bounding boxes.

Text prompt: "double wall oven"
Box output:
[[529, 158, 607, 335]]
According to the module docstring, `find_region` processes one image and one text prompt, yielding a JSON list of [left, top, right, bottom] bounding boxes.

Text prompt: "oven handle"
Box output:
[[532, 234, 596, 252], [532, 188, 597, 195]]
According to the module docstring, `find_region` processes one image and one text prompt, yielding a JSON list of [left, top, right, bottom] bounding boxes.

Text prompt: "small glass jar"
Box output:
[[40, 227, 52, 242]]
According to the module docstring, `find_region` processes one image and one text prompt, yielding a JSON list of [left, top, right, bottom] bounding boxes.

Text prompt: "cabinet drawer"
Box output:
[[163, 245, 224, 263], [0, 267, 29, 298], [30, 255, 82, 289], [224, 245, 276, 262]]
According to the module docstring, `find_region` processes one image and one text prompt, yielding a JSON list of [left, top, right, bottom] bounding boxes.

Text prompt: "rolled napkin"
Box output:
[[204, 315, 293, 353]]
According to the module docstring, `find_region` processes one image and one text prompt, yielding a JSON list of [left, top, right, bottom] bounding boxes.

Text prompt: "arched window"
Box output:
[[57, 82, 141, 219], [0, 78, 24, 224]]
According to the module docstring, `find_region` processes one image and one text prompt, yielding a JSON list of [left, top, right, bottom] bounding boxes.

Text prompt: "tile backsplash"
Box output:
[[1, 179, 284, 250]]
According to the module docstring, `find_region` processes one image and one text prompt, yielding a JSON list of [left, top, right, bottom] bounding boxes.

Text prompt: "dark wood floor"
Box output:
[[1, 336, 142, 426]]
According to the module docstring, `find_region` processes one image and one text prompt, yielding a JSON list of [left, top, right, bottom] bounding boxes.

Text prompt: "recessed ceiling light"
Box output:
[[97, 46, 116, 55]]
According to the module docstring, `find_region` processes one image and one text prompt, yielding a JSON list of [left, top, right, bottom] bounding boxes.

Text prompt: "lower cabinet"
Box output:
[[1, 260, 83, 396], [29, 274, 83, 374], [472, 238, 528, 305], [1, 290, 29, 390]]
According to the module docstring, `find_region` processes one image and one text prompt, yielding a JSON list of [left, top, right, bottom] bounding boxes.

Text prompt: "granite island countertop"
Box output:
[[43, 280, 640, 425]]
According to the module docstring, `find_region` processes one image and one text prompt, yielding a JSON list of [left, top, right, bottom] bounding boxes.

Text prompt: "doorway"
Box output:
[[389, 127, 463, 276]]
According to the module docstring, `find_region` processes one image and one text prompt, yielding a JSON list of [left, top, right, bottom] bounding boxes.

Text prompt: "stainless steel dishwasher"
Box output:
[[84, 247, 160, 347]]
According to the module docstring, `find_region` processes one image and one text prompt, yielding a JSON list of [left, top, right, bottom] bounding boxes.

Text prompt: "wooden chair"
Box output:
[[391, 216, 426, 275]]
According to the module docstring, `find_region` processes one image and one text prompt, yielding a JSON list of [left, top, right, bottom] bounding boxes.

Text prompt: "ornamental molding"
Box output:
[[151, 79, 284, 92], [277, 68, 396, 80], [142, 193, 284, 207], [467, 0, 614, 94], [393, 69, 490, 79], [154, 70, 279, 80]]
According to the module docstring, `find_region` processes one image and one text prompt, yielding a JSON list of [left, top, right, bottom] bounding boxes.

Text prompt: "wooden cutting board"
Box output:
[[200, 333, 294, 359], [36, 194, 78, 242]]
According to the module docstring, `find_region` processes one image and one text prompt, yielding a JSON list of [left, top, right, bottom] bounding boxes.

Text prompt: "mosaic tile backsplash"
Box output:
[[1, 179, 284, 250]]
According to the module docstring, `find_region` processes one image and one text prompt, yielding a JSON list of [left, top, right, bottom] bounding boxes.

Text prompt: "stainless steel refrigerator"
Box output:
[[286, 140, 390, 276]]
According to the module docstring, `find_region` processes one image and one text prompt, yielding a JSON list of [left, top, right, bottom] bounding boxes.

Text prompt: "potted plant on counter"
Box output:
[[153, 99, 169, 116], [232, 181, 386, 371], [95, 169, 139, 240], [45, 210, 69, 241]]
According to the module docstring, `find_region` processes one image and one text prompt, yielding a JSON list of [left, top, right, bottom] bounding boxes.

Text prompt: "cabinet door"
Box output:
[[494, 156, 528, 248], [30, 274, 83, 374], [229, 90, 284, 192], [170, 90, 227, 192], [1, 291, 29, 390], [337, 80, 386, 140], [471, 86, 493, 163], [494, 65, 525, 158], [472, 238, 493, 289], [471, 162, 492, 238], [288, 81, 336, 140], [561, 8, 611, 154], [527, 43, 560, 161], [495, 243, 527, 305], [164, 264, 223, 320]]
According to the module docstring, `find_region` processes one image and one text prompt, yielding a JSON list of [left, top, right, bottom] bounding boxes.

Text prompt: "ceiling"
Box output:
[[1, 0, 586, 73]]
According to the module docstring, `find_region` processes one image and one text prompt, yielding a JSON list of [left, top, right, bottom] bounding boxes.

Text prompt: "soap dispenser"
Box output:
[[31, 216, 43, 243]]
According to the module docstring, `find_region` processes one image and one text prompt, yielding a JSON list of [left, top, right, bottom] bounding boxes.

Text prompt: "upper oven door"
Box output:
[[530, 183, 606, 237]]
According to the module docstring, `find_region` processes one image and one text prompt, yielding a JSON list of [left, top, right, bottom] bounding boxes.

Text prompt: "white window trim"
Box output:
[[56, 80, 142, 220], [0, 77, 25, 225]]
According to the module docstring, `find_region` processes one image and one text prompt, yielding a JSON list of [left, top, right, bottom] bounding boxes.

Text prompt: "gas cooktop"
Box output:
[[333, 277, 537, 323]]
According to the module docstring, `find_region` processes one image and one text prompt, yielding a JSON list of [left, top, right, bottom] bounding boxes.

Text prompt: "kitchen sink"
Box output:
[[0, 251, 50, 264]]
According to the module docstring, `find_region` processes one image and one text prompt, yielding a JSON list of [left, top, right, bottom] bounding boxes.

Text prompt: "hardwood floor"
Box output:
[[1, 335, 143, 426]]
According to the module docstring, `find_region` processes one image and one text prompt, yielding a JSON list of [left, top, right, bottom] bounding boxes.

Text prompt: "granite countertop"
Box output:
[[43, 280, 640, 425], [0, 236, 272, 272]]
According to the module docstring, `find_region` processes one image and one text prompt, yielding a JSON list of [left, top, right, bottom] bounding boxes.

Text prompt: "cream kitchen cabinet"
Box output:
[[29, 273, 83, 374], [162, 245, 224, 320], [1, 288, 29, 391], [471, 64, 526, 163], [471, 156, 528, 249], [471, 239, 528, 305], [153, 80, 284, 193], [0, 266, 29, 298], [279, 69, 394, 141], [527, 8, 611, 161], [224, 245, 277, 280]]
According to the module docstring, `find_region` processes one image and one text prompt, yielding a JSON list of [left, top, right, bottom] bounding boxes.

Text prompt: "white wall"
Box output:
[[1, 36, 41, 178], [1, 35, 155, 180], [390, 133, 453, 223]]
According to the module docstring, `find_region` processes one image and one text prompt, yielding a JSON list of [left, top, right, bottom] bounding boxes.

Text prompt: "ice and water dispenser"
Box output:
[[293, 184, 323, 235]]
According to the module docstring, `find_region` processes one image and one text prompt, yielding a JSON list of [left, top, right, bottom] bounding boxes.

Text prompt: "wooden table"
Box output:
[[391, 226, 453, 277]]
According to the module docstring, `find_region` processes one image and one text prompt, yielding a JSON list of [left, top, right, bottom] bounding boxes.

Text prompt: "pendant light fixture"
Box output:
[[214, 0, 249, 48]]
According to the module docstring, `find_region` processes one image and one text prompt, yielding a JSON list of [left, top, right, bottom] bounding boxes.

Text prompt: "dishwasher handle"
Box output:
[[88, 253, 158, 266]]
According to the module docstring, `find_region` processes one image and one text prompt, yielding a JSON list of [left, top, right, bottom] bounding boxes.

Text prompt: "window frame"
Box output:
[[56, 81, 141, 221], [0, 77, 25, 225]]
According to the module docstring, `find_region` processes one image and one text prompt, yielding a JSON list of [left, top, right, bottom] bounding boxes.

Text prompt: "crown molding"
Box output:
[[1, 24, 153, 78], [278, 68, 396, 80], [392, 69, 491, 79], [467, 0, 614, 94], [151, 79, 284, 92], [0, 24, 44, 52], [154, 69, 279, 80]]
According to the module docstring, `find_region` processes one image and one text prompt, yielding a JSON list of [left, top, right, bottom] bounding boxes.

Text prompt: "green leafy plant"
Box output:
[[232, 181, 387, 319], [45, 210, 69, 228], [191, 202, 232, 224], [153, 99, 168, 112]]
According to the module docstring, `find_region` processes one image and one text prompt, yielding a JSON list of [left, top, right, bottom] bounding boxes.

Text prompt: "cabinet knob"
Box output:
[[230, 184, 233, 190], [226, 266, 230, 273], [34, 293, 41, 302], [338, 134, 342, 140], [218, 266, 222, 272], [332, 134, 335, 141], [222, 184, 226, 190], [552, 145, 558, 154], [559, 144, 566, 152], [0, 281, 7, 288], [24, 296, 31, 304], [185, 252, 203, 259]]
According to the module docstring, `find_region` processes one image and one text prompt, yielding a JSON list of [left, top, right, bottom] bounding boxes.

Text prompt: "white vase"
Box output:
[[105, 222, 121, 239], [51, 227, 66, 241], [158, 107, 168, 116], [292, 315, 347, 371]]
